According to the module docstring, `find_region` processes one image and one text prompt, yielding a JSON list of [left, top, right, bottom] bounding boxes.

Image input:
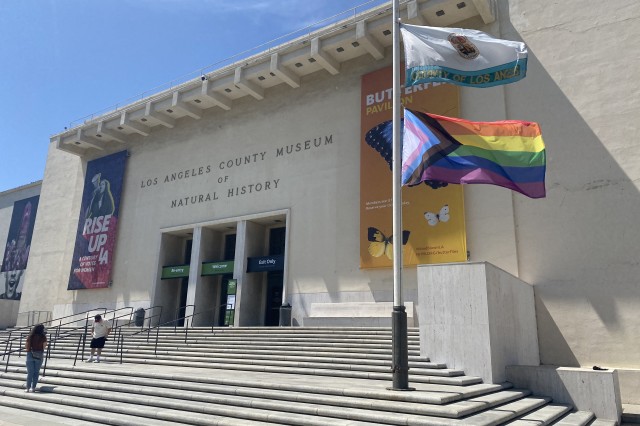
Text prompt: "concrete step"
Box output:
[[0, 389, 180, 426], [45, 355, 483, 385], [623, 404, 640, 424], [47, 349, 441, 372], [0, 326, 606, 426], [588, 420, 618, 426], [36, 326, 422, 337], [505, 403, 573, 425], [0, 386, 294, 426], [47, 346, 422, 361], [0, 366, 509, 410], [0, 362, 559, 426], [552, 411, 596, 425], [0, 372, 523, 422], [47, 342, 424, 359], [51, 336, 421, 349]]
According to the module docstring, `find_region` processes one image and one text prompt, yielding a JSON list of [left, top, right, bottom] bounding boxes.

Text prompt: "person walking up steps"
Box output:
[[86, 314, 111, 363], [24, 323, 47, 392]]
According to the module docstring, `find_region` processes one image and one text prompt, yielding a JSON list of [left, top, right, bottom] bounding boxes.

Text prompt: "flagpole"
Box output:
[[390, 0, 412, 391]]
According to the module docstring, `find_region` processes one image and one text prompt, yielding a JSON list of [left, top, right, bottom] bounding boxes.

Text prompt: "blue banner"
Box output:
[[68, 151, 127, 290]]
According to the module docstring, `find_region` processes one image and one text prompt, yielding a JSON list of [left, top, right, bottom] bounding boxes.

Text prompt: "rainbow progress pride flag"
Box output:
[[402, 109, 546, 198]]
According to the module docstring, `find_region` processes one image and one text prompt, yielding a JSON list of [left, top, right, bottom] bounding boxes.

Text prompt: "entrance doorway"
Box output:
[[265, 272, 283, 326], [218, 234, 236, 326], [177, 239, 192, 326], [264, 227, 285, 326]]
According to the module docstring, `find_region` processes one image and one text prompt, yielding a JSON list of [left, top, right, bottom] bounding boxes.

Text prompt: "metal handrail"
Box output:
[[1, 307, 109, 352], [16, 311, 52, 327], [129, 304, 221, 355], [2, 333, 27, 373], [2, 331, 50, 375], [46, 307, 108, 328], [172, 304, 195, 332], [183, 304, 233, 341], [71, 305, 164, 365], [0, 306, 165, 371], [42, 333, 53, 377], [77, 309, 138, 363]]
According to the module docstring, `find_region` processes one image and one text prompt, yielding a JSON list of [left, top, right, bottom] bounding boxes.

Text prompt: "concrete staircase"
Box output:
[[0, 327, 616, 425]]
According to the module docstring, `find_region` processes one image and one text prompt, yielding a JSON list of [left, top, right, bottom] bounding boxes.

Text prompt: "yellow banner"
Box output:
[[360, 66, 467, 269]]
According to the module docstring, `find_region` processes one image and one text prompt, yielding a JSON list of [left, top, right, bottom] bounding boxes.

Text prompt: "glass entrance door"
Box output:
[[264, 227, 285, 326], [265, 273, 282, 326], [218, 234, 236, 326]]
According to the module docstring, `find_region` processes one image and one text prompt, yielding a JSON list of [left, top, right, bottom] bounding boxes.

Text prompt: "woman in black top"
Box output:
[[24, 323, 47, 392]]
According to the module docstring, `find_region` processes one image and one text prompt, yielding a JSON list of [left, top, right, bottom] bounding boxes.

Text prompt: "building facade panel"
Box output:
[[10, 0, 640, 371]]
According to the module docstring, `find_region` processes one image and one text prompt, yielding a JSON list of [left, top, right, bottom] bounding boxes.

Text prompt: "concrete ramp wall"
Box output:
[[417, 261, 540, 384], [0, 300, 20, 329]]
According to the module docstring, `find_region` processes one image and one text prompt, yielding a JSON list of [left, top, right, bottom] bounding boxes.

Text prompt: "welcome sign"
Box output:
[[68, 151, 128, 289]]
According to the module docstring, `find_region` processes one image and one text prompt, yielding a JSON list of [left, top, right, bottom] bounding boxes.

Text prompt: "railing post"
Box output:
[[42, 333, 52, 377], [52, 325, 59, 350], [155, 325, 160, 355], [5, 340, 11, 373], [81, 316, 89, 360], [2, 331, 11, 360], [73, 333, 83, 366]]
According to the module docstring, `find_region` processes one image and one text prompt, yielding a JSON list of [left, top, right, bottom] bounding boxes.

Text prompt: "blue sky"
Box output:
[[0, 0, 388, 193]]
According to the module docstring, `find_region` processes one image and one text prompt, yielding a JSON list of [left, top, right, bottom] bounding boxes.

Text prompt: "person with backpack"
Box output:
[[24, 323, 47, 392]]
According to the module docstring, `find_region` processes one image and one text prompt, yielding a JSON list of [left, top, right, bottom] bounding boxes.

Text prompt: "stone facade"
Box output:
[[5, 0, 639, 376]]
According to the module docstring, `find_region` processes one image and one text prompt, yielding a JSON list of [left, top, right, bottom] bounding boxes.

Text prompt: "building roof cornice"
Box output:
[[52, 0, 494, 156]]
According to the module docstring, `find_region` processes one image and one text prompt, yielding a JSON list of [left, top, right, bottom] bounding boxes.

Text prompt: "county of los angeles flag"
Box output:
[[402, 108, 546, 199], [400, 23, 528, 88]]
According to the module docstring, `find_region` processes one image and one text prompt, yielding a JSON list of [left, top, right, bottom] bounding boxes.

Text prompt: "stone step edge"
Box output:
[[51, 338, 420, 355], [0, 378, 536, 423], [3, 357, 481, 385], [0, 387, 342, 426], [92, 357, 485, 384], [505, 403, 573, 425], [50, 338, 420, 348], [38, 333, 422, 341], [46, 351, 446, 372], [41, 353, 464, 378], [45, 332, 421, 340], [0, 389, 178, 426], [63, 337, 421, 345], [49, 344, 425, 359], [2, 360, 485, 404], [1, 368, 512, 410], [461, 396, 551, 425], [47, 352, 440, 370], [551, 410, 596, 426], [34, 326, 421, 332]]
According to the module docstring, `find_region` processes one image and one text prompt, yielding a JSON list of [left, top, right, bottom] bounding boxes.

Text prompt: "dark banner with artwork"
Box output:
[[68, 151, 127, 290], [1, 195, 40, 300]]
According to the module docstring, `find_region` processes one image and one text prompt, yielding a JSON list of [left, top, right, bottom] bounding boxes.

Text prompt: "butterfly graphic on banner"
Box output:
[[365, 120, 448, 190], [367, 227, 411, 260], [424, 204, 450, 226]]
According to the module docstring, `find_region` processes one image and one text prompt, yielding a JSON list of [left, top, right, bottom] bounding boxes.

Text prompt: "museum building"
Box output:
[[1, 0, 639, 402]]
